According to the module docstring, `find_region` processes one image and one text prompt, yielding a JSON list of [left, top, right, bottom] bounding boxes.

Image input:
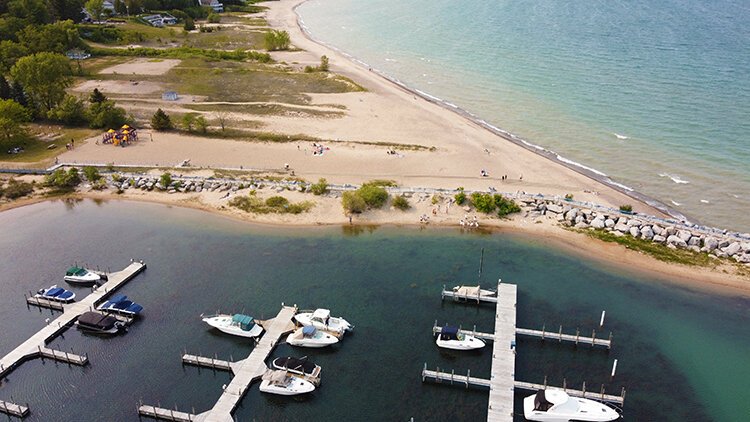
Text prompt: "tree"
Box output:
[[319, 55, 329, 72], [0, 76, 10, 100], [159, 172, 172, 188], [310, 178, 329, 195], [89, 88, 107, 104], [184, 17, 195, 31], [0, 41, 28, 74], [7, 0, 51, 25], [356, 183, 388, 208], [263, 30, 290, 51], [82, 166, 101, 181], [10, 52, 72, 112], [87, 100, 127, 128], [151, 108, 173, 131], [342, 191, 366, 214], [454, 187, 466, 205], [48, 95, 87, 125], [0, 99, 31, 142], [9, 80, 27, 108], [114, 0, 127, 15], [18, 20, 81, 54], [494, 194, 520, 217], [181, 113, 196, 131], [471, 192, 496, 213], [44, 168, 81, 190], [47, 0, 85, 22], [214, 110, 228, 132], [85, 0, 105, 22], [194, 115, 208, 133]]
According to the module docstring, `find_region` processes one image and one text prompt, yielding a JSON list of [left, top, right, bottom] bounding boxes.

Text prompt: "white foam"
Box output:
[[659, 173, 690, 184], [606, 179, 634, 192], [613, 133, 629, 140], [556, 155, 608, 177], [384, 58, 397, 62], [700, 199, 710, 204], [671, 200, 682, 206]]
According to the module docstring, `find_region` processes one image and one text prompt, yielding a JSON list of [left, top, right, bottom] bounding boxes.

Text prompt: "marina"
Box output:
[[424, 281, 624, 421], [0, 261, 146, 418]]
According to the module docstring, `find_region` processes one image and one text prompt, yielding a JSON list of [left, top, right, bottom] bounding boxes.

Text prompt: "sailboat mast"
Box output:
[[478, 248, 484, 282]]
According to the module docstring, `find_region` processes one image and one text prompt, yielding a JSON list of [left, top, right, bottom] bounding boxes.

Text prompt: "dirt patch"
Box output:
[[73, 79, 164, 95], [99, 58, 181, 76]]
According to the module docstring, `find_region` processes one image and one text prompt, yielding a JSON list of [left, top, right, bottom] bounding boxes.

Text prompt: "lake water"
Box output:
[[0, 200, 748, 421], [297, 0, 750, 233]]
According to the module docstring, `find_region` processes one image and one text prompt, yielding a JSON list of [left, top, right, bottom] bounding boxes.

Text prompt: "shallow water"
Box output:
[[0, 200, 748, 421], [297, 0, 750, 232]]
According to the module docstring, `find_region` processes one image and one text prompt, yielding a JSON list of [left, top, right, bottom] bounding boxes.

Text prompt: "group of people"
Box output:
[[311, 142, 329, 156], [419, 214, 431, 223], [459, 214, 479, 228]]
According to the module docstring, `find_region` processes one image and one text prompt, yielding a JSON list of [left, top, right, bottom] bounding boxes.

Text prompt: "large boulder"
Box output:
[[687, 236, 701, 247], [575, 215, 585, 225], [722, 242, 742, 256], [614, 222, 630, 233], [667, 235, 688, 249], [641, 226, 654, 240], [591, 217, 606, 229], [547, 204, 563, 214], [617, 217, 629, 226], [556, 213, 565, 222], [677, 230, 692, 242], [605, 218, 615, 228], [703, 237, 719, 251], [736, 254, 750, 264], [652, 225, 663, 235], [718, 239, 730, 249], [741, 242, 750, 253], [665, 226, 677, 236], [565, 208, 579, 223], [627, 219, 640, 227], [629, 226, 641, 238], [652, 235, 666, 244]]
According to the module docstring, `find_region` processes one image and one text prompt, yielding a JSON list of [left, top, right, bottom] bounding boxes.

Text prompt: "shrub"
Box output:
[[230, 194, 312, 214], [431, 194, 443, 205], [263, 30, 290, 51], [82, 166, 101, 182], [342, 191, 366, 213], [194, 115, 208, 133], [207, 13, 221, 23], [310, 178, 329, 195], [182, 113, 196, 131], [151, 108, 173, 131], [619, 204, 633, 213], [160, 172, 172, 188], [265, 196, 289, 208], [392, 195, 410, 210], [494, 194, 521, 217], [184, 17, 196, 31], [319, 55, 329, 71], [471, 192, 496, 214], [454, 188, 466, 205], [87, 100, 128, 129], [356, 184, 388, 208], [48, 95, 87, 126], [565, 193, 574, 200], [44, 168, 80, 190], [1, 179, 34, 199]]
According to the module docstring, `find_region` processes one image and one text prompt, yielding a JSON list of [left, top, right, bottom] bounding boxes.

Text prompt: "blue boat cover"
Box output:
[[45, 287, 64, 297], [441, 326, 459, 335], [232, 314, 254, 331], [113, 300, 134, 310], [125, 303, 143, 314], [57, 291, 74, 299], [302, 326, 316, 336], [109, 294, 127, 304]]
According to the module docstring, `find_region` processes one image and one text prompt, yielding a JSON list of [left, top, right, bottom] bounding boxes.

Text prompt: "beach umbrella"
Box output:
[[122, 129, 130, 134], [122, 124, 130, 129], [107, 129, 116, 133]]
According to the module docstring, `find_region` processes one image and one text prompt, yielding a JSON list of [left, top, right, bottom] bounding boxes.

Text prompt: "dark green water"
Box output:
[[0, 200, 748, 421]]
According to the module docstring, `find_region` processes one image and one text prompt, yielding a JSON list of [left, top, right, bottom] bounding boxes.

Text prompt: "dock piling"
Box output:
[[600, 310, 606, 327], [611, 359, 618, 379]]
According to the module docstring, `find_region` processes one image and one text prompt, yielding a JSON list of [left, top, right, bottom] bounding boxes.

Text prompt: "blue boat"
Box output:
[[97, 294, 143, 316], [35, 285, 76, 303]]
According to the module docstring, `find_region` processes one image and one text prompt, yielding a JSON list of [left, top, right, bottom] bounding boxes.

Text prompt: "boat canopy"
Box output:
[[455, 285, 481, 296], [232, 314, 255, 331], [311, 309, 331, 320], [439, 326, 460, 340], [302, 326, 316, 336], [78, 311, 117, 330], [534, 390, 554, 412], [66, 266, 87, 276], [45, 287, 64, 297], [275, 356, 316, 373], [262, 370, 288, 384], [108, 294, 128, 304]]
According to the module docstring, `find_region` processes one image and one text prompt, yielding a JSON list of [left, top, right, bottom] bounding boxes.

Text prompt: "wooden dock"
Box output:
[[141, 305, 297, 422], [25, 296, 65, 311], [487, 282, 517, 422], [422, 366, 625, 405], [0, 400, 29, 418], [433, 323, 611, 348], [138, 405, 197, 422], [0, 262, 146, 390], [441, 285, 498, 303]]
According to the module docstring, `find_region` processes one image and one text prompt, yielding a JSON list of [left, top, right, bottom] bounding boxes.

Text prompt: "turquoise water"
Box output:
[[0, 200, 748, 420], [298, 0, 750, 232]]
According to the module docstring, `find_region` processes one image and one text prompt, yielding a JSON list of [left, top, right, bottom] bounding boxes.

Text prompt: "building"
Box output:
[[162, 91, 179, 101], [198, 0, 224, 13]]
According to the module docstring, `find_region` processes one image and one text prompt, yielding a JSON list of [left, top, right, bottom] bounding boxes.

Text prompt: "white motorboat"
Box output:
[[523, 389, 620, 422], [452, 285, 497, 301], [286, 326, 339, 348], [64, 266, 101, 285], [202, 313, 264, 338], [294, 308, 353, 335], [272, 356, 322, 385], [259, 370, 315, 396], [35, 285, 76, 303], [435, 326, 485, 350]]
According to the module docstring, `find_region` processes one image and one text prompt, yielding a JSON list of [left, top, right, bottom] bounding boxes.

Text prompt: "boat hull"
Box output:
[[523, 391, 620, 422], [259, 378, 315, 396], [286, 330, 338, 348], [64, 273, 101, 285], [436, 336, 486, 350], [202, 316, 264, 338], [294, 311, 353, 334]]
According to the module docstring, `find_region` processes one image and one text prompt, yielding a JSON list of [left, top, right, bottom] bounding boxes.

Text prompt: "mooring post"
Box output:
[[541, 323, 546, 340], [575, 328, 580, 345], [543, 375, 547, 388], [466, 369, 470, 388], [611, 359, 618, 379], [582, 381, 586, 396], [608, 332, 613, 349], [558, 325, 562, 342], [563, 378, 567, 391], [600, 310, 606, 327], [591, 329, 596, 347]]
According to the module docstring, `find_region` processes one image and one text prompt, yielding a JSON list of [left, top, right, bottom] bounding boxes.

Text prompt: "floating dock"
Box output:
[[139, 305, 298, 422], [0, 261, 146, 418], [426, 280, 624, 421]]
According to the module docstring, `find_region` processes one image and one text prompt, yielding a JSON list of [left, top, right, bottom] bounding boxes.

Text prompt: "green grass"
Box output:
[[90, 46, 272, 63], [581, 228, 714, 267], [229, 194, 314, 214], [182, 29, 267, 50], [184, 103, 344, 118], [0, 127, 97, 165]]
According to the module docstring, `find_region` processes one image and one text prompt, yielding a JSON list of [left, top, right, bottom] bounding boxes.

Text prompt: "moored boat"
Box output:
[[435, 326, 485, 350], [286, 326, 339, 348], [76, 311, 125, 335], [294, 308, 353, 335], [35, 285, 75, 303], [451, 285, 497, 300], [64, 266, 101, 285], [272, 356, 321, 384], [259, 370, 315, 396], [201, 313, 264, 338], [97, 294, 144, 316], [523, 389, 620, 422]]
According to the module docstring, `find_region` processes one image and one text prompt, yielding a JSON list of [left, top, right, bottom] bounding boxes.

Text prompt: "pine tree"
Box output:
[[89, 88, 107, 104], [0, 76, 10, 100], [150, 108, 172, 131], [10, 81, 27, 107]]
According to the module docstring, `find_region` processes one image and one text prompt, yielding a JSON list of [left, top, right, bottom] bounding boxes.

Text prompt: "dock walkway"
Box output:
[[487, 283, 517, 422], [433, 323, 611, 348], [140, 305, 297, 422], [0, 262, 146, 393]]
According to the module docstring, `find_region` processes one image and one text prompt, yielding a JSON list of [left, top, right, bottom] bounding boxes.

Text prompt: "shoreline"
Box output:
[[288, 0, 691, 225], [4, 192, 747, 298]]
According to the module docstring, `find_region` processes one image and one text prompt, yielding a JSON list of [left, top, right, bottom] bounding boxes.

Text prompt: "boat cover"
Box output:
[[232, 314, 254, 331], [113, 300, 134, 310], [45, 287, 64, 297], [455, 286, 481, 296], [57, 290, 74, 300], [534, 390, 554, 412], [302, 326, 316, 336], [439, 326, 460, 340], [262, 370, 288, 384], [66, 266, 87, 276], [78, 311, 117, 330], [108, 294, 128, 304], [274, 357, 316, 374], [311, 309, 331, 320], [125, 303, 143, 314]]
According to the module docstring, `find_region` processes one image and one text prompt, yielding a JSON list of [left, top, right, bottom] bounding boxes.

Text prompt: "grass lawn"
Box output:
[[184, 103, 344, 118], [0, 126, 98, 165]]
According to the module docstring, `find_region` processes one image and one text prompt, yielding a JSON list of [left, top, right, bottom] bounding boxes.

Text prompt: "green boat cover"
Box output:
[[66, 266, 86, 276], [232, 314, 254, 331]]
